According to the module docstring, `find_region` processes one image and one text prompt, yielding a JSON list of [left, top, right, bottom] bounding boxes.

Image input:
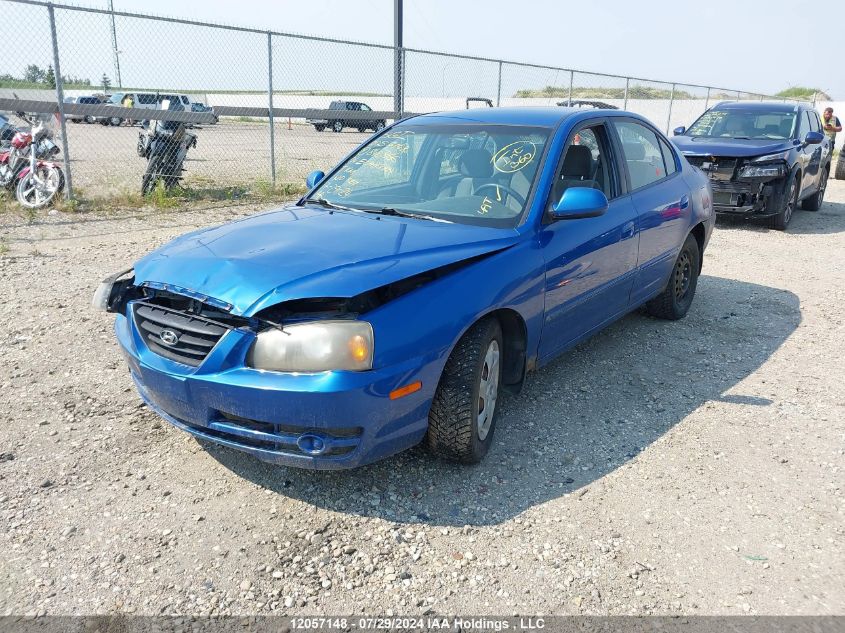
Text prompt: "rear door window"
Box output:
[[137, 93, 157, 105], [613, 120, 667, 190]]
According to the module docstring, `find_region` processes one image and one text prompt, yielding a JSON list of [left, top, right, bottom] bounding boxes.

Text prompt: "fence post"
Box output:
[[47, 3, 73, 200], [666, 82, 675, 134], [567, 71, 574, 106], [704, 86, 710, 111], [496, 61, 502, 107], [267, 31, 276, 187], [623, 77, 630, 110]]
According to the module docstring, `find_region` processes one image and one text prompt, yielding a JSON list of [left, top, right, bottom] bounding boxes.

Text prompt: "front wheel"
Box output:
[[769, 175, 799, 230], [801, 167, 828, 211], [16, 165, 63, 209], [109, 117, 123, 127], [313, 125, 325, 132], [646, 233, 701, 320], [332, 121, 343, 133], [426, 317, 503, 464], [141, 154, 164, 196], [375, 121, 386, 132]]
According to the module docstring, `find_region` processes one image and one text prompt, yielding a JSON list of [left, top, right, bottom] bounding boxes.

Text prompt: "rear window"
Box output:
[[330, 101, 344, 110], [137, 93, 157, 105], [79, 97, 99, 104]]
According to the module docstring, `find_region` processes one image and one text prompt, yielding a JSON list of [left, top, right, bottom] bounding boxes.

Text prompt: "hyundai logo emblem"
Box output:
[[297, 433, 327, 456], [159, 329, 180, 346]]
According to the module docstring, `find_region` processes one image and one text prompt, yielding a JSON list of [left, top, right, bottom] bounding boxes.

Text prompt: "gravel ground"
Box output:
[[0, 182, 843, 617]]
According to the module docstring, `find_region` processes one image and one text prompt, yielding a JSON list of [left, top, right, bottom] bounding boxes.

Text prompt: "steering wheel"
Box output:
[[473, 183, 526, 207]]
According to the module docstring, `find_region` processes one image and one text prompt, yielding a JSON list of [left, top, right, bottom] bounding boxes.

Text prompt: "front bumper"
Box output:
[[710, 179, 780, 217], [115, 311, 442, 470]]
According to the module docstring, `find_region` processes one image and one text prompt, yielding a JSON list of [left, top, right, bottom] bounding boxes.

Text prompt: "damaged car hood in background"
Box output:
[[672, 136, 794, 158], [133, 205, 520, 316]]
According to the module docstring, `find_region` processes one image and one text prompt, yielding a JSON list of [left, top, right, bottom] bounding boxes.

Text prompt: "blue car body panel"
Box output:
[[114, 106, 715, 469]]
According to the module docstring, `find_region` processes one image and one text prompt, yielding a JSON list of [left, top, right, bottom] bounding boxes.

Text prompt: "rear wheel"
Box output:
[[646, 233, 701, 320], [141, 155, 164, 195], [109, 117, 123, 127], [801, 167, 828, 211], [426, 318, 502, 464], [314, 125, 325, 132], [375, 121, 386, 132], [332, 121, 343, 133], [769, 174, 799, 230]]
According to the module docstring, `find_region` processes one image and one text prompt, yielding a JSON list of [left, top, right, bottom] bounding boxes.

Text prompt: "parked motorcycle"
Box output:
[[139, 100, 197, 195], [0, 112, 64, 208]]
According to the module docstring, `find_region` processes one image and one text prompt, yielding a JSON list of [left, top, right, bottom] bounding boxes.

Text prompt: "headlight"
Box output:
[[739, 163, 787, 178], [751, 151, 790, 162], [92, 268, 134, 312], [247, 320, 374, 372]]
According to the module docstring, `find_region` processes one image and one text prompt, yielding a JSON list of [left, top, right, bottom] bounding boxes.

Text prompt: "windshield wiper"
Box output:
[[301, 197, 360, 212], [366, 207, 452, 223]]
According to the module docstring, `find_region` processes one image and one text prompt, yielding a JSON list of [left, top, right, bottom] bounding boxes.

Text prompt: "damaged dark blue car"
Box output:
[[94, 107, 714, 469]]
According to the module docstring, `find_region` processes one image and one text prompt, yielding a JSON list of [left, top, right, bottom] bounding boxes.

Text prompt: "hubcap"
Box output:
[[477, 340, 500, 441], [673, 250, 692, 301]]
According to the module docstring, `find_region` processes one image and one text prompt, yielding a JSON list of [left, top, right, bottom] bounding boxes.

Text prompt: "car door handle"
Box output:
[[621, 220, 636, 240]]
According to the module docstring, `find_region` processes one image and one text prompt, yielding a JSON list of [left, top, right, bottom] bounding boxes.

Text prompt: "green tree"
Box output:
[[101, 74, 112, 92], [23, 64, 45, 83], [44, 64, 55, 89]]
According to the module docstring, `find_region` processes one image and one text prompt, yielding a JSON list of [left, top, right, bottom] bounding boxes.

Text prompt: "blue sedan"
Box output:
[[94, 107, 715, 469]]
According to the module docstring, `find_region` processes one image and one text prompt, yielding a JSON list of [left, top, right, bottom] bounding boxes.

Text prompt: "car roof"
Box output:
[[410, 106, 616, 128], [712, 101, 804, 112]]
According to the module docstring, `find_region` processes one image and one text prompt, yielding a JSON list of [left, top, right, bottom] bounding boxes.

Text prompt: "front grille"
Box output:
[[710, 180, 757, 193], [133, 303, 228, 366]]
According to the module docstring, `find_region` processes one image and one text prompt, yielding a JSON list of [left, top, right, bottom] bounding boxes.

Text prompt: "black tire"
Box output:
[[136, 135, 146, 157], [426, 318, 503, 464], [332, 121, 343, 133], [314, 125, 325, 132], [768, 174, 799, 231], [801, 167, 829, 211], [141, 155, 164, 196], [835, 153, 845, 181], [375, 121, 386, 132], [645, 233, 701, 320], [109, 117, 123, 127]]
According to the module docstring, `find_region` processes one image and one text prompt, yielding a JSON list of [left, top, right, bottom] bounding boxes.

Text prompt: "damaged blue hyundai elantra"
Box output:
[[94, 107, 714, 469]]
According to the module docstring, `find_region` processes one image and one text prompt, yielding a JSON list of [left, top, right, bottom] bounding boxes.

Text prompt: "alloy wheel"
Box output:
[[476, 339, 500, 441]]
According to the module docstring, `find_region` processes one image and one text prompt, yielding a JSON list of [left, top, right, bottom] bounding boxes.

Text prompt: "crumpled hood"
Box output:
[[133, 205, 519, 316], [673, 136, 793, 158]]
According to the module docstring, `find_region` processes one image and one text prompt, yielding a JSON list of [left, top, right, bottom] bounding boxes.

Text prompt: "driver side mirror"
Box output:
[[552, 187, 608, 220], [673, 126, 686, 136], [305, 170, 325, 190], [803, 131, 823, 145]]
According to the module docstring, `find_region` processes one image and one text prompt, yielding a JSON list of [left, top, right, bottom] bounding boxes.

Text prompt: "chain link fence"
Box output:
[[0, 0, 813, 202]]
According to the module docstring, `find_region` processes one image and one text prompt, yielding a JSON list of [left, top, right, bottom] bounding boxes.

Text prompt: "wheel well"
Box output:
[[489, 308, 527, 390], [690, 222, 706, 273]]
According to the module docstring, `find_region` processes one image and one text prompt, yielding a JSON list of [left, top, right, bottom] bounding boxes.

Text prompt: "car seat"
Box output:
[[551, 145, 599, 203], [438, 148, 494, 198]]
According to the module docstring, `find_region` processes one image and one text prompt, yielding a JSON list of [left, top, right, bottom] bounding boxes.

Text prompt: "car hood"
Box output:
[[133, 205, 519, 316], [673, 136, 793, 158]]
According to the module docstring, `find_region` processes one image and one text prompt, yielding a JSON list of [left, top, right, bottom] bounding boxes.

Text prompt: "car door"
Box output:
[[794, 111, 816, 195], [802, 110, 823, 191], [612, 118, 690, 306], [537, 119, 639, 362]]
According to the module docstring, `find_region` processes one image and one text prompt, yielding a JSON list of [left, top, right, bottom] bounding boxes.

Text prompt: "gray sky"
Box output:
[[4, 0, 836, 98], [106, 0, 836, 98]]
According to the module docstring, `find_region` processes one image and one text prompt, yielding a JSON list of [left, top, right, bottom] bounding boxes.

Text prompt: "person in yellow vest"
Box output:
[[123, 94, 134, 126], [822, 107, 841, 149]]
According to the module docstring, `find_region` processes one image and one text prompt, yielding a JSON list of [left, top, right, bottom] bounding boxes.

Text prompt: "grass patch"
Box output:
[[0, 239, 9, 256], [514, 85, 697, 100], [776, 86, 831, 101]]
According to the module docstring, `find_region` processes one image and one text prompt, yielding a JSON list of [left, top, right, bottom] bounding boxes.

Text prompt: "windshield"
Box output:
[[686, 109, 797, 140], [307, 124, 550, 227]]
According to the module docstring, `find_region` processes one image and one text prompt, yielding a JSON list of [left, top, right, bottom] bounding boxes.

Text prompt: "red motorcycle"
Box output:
[[0, 112, 64, 208]]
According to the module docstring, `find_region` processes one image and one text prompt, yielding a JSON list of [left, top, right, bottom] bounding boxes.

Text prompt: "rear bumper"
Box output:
[[115, 313, 442, 470]]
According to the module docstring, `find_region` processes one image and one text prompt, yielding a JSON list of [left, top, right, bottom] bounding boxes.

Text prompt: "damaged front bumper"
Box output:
[[114, 306, 443, 470], [686, 155, 788, 217]]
